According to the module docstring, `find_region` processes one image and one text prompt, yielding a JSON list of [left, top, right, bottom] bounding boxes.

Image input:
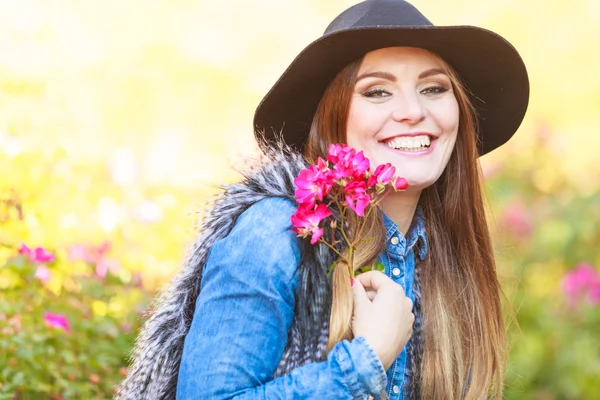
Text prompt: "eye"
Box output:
[[421, 85, 449, 95], [362, 88, 391, 98]]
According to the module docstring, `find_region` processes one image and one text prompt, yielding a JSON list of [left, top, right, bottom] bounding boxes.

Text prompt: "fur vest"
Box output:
[[114, 144, 340, 399]]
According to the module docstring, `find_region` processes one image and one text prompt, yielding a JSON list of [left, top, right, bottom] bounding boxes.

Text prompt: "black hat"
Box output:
[[253, 0, 529, 156]]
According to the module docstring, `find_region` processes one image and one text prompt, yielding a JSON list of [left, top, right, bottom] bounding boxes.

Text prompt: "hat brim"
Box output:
[[253, 26, 529, 156]]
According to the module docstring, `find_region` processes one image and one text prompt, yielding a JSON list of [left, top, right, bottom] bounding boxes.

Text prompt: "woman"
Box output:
[[116, 0, 529, 399]]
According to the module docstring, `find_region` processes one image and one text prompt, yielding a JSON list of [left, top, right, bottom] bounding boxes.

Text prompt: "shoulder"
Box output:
[[234, 197, 298, 237], [205, 197, 302, 283]]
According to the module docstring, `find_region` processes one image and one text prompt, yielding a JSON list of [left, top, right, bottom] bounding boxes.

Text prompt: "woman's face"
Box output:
[[346, 47, 459, 192]]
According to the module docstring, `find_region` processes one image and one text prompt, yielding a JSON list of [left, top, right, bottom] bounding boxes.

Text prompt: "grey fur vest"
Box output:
[[114, 144, 341, 399]]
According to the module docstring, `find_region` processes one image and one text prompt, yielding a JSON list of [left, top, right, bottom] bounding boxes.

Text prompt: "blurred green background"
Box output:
[[1, 0, 599, 398]]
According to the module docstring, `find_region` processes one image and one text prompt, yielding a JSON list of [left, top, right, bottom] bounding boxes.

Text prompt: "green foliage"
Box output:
[[0, 239, 152, 399], [356, 260, 386, 275], [0, 250, 149, 399], [485, 135, 600, 398]]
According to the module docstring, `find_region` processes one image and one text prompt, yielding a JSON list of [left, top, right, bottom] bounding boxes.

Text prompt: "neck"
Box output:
[[379, 189, 422, 236]]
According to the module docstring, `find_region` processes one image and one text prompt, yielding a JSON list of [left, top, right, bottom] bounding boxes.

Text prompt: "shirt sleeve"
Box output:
[[176, 197, 386, 399]]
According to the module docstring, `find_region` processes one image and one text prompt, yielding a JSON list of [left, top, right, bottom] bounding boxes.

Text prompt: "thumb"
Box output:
[[351, 277, 370, 308]]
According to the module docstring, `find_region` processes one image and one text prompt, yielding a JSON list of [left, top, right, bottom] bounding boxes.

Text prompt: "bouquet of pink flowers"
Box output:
[[291, 143, 408, 277]]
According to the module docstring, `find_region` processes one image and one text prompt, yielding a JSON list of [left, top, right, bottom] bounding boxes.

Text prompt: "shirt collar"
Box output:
[[382, 205, 428, 260]]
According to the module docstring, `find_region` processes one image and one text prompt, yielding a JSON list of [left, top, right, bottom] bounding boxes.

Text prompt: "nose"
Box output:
[[391, 91, 426, 125]]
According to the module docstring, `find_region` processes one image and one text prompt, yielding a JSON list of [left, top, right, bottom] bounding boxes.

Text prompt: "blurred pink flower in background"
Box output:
[[590, 284, 600, 304], [68, 241, 118, 278], [500, 203, 533, 239], [67, 244, 91, 263], [562, 262, 600, 306], [44, 312, 71, 333], [1, 314, 22, 335], [34, 265, 52, 283], [68, 241, 110, 264], [9, 314, 22, 334], [120, 323, 133, 334], [18, 244, 55, 263], [95, 257, 121, 279]]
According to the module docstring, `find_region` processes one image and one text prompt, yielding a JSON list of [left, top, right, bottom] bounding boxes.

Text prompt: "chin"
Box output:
[[403, 174, 440, 192]]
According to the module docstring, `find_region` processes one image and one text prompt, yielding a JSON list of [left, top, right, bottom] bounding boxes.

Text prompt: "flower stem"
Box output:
[[333, 195, 352, 248], [319, 238, 345, 260]]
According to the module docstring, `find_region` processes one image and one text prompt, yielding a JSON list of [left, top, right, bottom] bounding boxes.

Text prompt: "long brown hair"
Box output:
[[304, 50, 506, 399]]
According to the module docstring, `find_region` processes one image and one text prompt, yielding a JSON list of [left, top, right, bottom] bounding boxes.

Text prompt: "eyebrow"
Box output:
[[419, 68, 447, 79], [355, 68, 448, 83]]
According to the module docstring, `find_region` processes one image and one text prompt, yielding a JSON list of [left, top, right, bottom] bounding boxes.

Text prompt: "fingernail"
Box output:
[[350, 277, 355, 287]]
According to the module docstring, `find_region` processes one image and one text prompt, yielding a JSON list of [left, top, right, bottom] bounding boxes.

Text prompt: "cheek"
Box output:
[[433, 98, 459, 167], [346, 103, 368, 146], [439, 97, 460, 134], [346, 101, 387, 144]]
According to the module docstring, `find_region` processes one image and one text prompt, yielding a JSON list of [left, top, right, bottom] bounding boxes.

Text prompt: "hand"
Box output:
[[351, 271, 415, 370]]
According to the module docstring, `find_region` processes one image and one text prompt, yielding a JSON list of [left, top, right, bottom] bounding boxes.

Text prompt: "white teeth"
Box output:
[[385, 135, 432, 150]]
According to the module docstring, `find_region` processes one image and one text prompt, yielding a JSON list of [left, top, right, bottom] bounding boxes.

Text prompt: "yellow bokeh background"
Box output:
[[2, 0, 599, 188]]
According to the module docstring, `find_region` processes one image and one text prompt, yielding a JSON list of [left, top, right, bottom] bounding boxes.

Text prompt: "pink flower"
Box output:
[[19, 244, 55, 263], [34, 265, 51, 283], [316, 156, 328, 171], [294, 162, 332, 208], [562, 262, 600, 306], [368, 163, 396, 186], [325, 144, 346, 164], [327, 144, 370, 180], [291, 204, 332, 244], [393, 177, 409, 191], [345, 180, 371, 217], [348, 151, 370, 176], [44, 312, 71, 333]]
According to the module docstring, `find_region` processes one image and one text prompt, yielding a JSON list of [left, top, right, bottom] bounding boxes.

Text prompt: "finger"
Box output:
[[355, 270, 393, 291], [350, 277, 370, 308], [365, 288, 377, 301]]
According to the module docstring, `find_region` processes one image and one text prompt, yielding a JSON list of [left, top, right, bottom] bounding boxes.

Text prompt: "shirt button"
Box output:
[[393, 385, 400, 394], [390, 236, 399, 245], [392, 267, 401, 276]]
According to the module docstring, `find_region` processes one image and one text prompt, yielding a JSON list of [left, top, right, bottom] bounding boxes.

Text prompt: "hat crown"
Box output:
[[324, 0, 433, 35]]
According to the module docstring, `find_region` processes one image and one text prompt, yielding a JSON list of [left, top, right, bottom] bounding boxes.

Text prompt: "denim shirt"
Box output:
[[380, 211, 428, 399], [177, 197, 427, 400]]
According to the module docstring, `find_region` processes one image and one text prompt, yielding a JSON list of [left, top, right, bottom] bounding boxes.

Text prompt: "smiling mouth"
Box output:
[[383, 135, 433, 152]]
